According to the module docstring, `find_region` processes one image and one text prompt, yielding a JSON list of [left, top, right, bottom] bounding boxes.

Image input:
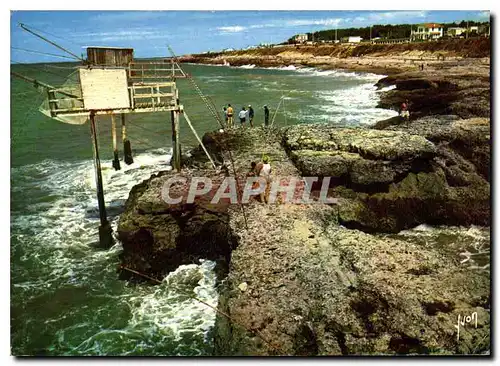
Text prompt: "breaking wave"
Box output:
[[11, 149, 219, 356]]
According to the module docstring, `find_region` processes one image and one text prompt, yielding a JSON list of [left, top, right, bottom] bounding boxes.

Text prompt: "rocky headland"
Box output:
[[117, 40, 490, 355]]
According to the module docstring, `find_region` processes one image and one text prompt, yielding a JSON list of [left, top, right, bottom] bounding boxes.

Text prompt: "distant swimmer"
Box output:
[[226, 104, 234, 128], [239, 107, 247, 127], [263, 105, 270, 126], [248, 105, 255, 127]]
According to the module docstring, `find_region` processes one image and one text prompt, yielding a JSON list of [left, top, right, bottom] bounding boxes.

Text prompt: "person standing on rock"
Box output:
[[400, 99, 410, 122], [247, 161, 262, 201], [264, 105, 270, 126], [238, 107, 247, 127], [223, 106, 228, 125], [248, 105, 255, 127], [256, 155, 272, 203], [226, 104, 234, 128]]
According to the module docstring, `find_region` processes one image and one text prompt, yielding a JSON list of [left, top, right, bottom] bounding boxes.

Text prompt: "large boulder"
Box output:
[[117, 169, 237, 281], [381, 116, 491, 182]]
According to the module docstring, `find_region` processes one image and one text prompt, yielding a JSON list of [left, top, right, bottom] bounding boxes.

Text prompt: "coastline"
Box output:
[[180, 39, 490, 122], [179, 38, 490, 76]]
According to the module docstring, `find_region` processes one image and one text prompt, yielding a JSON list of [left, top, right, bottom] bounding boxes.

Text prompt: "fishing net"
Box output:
[[39, 69, 88, 125]]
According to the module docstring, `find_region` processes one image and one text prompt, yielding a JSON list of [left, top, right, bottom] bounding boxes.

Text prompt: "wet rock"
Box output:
[[117, 169, 238, 281], [376, 72, 489, 119]]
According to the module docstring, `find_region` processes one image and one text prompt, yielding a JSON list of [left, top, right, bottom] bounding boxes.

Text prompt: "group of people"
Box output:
[[223, 104, 270, 128]]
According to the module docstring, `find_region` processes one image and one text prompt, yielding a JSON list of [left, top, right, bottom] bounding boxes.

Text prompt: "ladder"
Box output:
[[167, 45, 226, 129]]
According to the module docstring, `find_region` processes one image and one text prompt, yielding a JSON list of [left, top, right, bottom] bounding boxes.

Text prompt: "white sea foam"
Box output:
[[11, 148, 219, 355], [294, 67, 383, 81], [264, 65, 298, 71], [239, 64, 256, 69], [67, 260, 218, 356], [308, 83, 398, 125]]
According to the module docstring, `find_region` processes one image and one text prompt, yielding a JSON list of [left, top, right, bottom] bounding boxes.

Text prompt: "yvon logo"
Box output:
[[454, 312, 478, 342]]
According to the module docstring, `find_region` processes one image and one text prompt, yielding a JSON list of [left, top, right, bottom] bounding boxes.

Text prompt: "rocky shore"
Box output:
[[117, 121, 490, 355], [117, 42, 490, 355]]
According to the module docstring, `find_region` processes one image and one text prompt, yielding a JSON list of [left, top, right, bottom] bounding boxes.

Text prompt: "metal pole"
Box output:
[[283, 97, 287, 126], [89, 112, 113, 248], [183, 111, 217, 169], [111, 113, 121, 170], [11, 71, 79, 99], [19, 23, 84, 61], [270, 97, 283, 127]]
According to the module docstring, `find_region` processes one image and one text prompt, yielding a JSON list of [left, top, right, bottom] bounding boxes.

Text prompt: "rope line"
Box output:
[[11, 60, 73, 83], [11, 46, 78, 61]]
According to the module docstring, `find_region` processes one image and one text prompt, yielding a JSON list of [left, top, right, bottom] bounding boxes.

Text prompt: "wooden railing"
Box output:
[[46, 81, 179, 117], [128, 62, 187, 82]]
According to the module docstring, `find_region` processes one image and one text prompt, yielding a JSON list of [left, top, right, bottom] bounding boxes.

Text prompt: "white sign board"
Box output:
[[79, 68, 130, 110]]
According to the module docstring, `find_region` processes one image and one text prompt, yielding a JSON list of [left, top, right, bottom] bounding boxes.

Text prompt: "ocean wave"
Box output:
[[306, 83, 398, 125], [11, 149, 219, 355], [294, 67, 384, 81], [264, 65, 298, 71]]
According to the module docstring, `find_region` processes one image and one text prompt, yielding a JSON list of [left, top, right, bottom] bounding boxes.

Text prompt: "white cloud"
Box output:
[[478, 11, 490, 19], [249, 23, 277, 29], [75, 29, 170, 43], [217, 26, 247, 33], [285, 18, 343, 27]]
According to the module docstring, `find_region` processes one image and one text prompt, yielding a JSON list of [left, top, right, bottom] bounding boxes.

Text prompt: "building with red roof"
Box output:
[[411, 23, 444, 41]]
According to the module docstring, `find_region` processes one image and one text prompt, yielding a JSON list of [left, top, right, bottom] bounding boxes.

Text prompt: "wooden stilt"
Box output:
[[121, 113, 134, 165], [171, 110, 181, 171], [111, 113, 121, 171], [90, 112, 113, 249]]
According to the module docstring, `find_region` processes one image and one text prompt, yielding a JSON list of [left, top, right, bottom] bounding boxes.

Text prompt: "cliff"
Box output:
[[179, 38, 490, 75]]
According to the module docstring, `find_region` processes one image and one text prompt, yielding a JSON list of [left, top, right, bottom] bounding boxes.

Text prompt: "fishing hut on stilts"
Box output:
[[12, 24, 221, 248]]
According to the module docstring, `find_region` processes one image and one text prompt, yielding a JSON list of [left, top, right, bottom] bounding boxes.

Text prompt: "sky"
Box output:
[[10, 10, 490, 63]]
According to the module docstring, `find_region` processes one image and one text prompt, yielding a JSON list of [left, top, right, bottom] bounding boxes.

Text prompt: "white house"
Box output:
[[342, 36, 362, 43], [447, 27, 466, 37], [294, 34, 308, 43], [411, 23, 444, 41], [468, 25, 479, 34]]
